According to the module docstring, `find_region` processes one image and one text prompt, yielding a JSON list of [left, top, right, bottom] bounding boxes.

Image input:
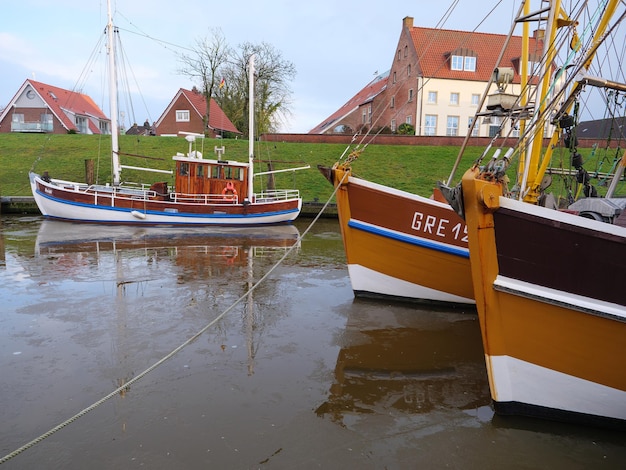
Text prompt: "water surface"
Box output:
[[1, 216, 624, 469]]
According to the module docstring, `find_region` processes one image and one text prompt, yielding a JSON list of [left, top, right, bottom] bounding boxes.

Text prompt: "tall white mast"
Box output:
[[248, 54, 255, 199], [107, 0, 121, 186]]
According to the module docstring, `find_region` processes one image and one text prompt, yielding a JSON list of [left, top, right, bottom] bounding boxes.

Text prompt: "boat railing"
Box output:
[[170, 192, 238, 204], [83, 184, 157, 200], [255, 189, 301, 202]]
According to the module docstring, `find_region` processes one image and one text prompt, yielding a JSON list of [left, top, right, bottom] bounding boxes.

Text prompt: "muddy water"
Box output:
[[0, 215, 624, 469]]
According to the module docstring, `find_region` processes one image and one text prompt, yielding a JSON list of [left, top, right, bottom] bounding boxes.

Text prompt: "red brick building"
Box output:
[[311, 16, 543, 137], [0, 79, 109, 134], [154, 87, 240, 137]]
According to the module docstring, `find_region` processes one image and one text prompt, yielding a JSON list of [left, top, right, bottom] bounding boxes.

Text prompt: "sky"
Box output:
[[0, 1, 524, 133]]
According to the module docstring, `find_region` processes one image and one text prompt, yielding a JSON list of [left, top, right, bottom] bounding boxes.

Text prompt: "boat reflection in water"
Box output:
[[35, 220, 301, 267], [317, 303, 490, 426]]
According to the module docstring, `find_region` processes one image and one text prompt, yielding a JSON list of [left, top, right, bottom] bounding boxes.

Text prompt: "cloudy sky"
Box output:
[[0, 0, 519, 132]]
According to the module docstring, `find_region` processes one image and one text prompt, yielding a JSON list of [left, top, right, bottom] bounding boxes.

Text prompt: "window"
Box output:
[[75, 116, 88, 134], [427, 91, 437, 104], [404, 45, 408, 57], [468, 117, 479, 137], [406, 115, 412, 125], [471, 94, 480, 106], [408, 89, 414, 102], [450, 92, 459, 105], [446, 116, 459, 136], [212, 166, 221, 179], [407, 64, 411, 76], [180, 162, 189, 176], [391, 96, 395, 108], [367, 105, 372, 123], [464, 56, 477, 72], [362, 108, 367, 124], [176, 110, 190, 122], [196, 165, 204, 177], [511, 119, 520, 138], [451, 54, 476, 71], [393, 71, 397, 83], [489, 116, 502, 137], [424, 115, 437, 136], [391, 119, 397, 132], [451, 55, 464, 71]]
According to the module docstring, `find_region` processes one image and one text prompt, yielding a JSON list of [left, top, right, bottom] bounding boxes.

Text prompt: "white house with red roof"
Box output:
[[0, 79, 110, 135], [311, 16, 544, 137], [154, 87, 240, 137]]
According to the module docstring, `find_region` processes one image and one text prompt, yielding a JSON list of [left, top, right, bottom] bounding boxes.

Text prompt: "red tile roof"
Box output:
[[410, 27, 543, 83], [26, 79, 109, 132], [178, 88, 240, 134]]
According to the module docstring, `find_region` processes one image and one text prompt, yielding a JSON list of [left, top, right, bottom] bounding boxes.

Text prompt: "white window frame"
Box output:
[[450, 92, 459, 105], [451, 55, 464, 71], [464, 56, 477, 72], [424, 115, 437, 136], [446, 115, 459, 136], [176, 110, 190, 122], [427, 91, 437, 104], [468, 116, 479, 137]]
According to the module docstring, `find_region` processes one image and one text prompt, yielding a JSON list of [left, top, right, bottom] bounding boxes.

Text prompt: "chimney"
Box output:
[[403, 16, 414, 29]]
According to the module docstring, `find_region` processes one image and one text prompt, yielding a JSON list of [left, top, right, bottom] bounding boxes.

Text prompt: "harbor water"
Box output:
[[1, 215, 624, 469]]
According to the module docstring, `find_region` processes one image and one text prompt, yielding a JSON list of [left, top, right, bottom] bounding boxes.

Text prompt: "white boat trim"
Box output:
[[348, 264, 475, 304], [488, 355, 626, 420], [493, 275, 626, 321]]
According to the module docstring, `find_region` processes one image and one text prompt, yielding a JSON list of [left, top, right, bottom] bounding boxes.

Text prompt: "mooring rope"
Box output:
[[0, 172, 347, 465]]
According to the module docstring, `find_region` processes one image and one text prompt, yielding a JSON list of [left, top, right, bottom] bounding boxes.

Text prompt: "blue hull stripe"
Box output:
[[348, 219, 469, 258]]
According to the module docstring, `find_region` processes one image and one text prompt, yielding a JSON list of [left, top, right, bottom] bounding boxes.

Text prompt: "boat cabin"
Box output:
[[172, 153, 250, 203]]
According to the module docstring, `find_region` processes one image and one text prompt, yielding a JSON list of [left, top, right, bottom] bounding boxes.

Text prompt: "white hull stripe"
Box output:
[[494, 275, 626, 321], [348, 219, 469, 258], [348, 264, 474, 304], [489, 355, 626, 420]]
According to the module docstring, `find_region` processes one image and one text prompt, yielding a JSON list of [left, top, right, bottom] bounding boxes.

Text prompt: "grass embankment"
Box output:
[[0, 133, 481, 202]]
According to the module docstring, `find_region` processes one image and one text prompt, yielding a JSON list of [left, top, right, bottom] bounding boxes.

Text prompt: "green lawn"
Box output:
[[0, 133, 481, 202]]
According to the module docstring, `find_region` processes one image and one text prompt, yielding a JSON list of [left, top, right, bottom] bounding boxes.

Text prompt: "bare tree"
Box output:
[[179, 28, 230, 136], [215, 41, 296, 138]]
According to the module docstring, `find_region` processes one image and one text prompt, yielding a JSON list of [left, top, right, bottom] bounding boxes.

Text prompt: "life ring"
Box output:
[[222, 182, 237, 200]]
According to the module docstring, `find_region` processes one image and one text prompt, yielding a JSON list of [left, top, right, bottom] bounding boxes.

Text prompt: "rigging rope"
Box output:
[[0, 174, 347, 466]]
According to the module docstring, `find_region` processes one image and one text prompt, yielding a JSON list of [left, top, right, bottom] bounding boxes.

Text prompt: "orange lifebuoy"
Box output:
[[222, 182, 237, 200]]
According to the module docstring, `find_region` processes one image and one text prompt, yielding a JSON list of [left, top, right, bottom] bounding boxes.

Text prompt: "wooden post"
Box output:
[[267, 162, 275, 190], [85, 159, 95, 185]]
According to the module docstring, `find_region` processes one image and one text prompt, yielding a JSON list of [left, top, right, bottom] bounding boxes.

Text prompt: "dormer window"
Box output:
[[451, 55, 464, 71], [450, 49, 477, 72], [464, 56, 477, 72]]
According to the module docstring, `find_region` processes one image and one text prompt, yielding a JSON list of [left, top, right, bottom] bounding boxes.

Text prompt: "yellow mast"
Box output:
[[522, 0, 622, 203]]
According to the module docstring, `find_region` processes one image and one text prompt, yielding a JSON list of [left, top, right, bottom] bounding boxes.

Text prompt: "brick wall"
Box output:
[[260, 133, 599, 148]]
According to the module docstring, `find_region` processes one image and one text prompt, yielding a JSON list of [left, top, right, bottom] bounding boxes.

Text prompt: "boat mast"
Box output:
[[107, 0, 121, 186], [248, 54, 255, 199]]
